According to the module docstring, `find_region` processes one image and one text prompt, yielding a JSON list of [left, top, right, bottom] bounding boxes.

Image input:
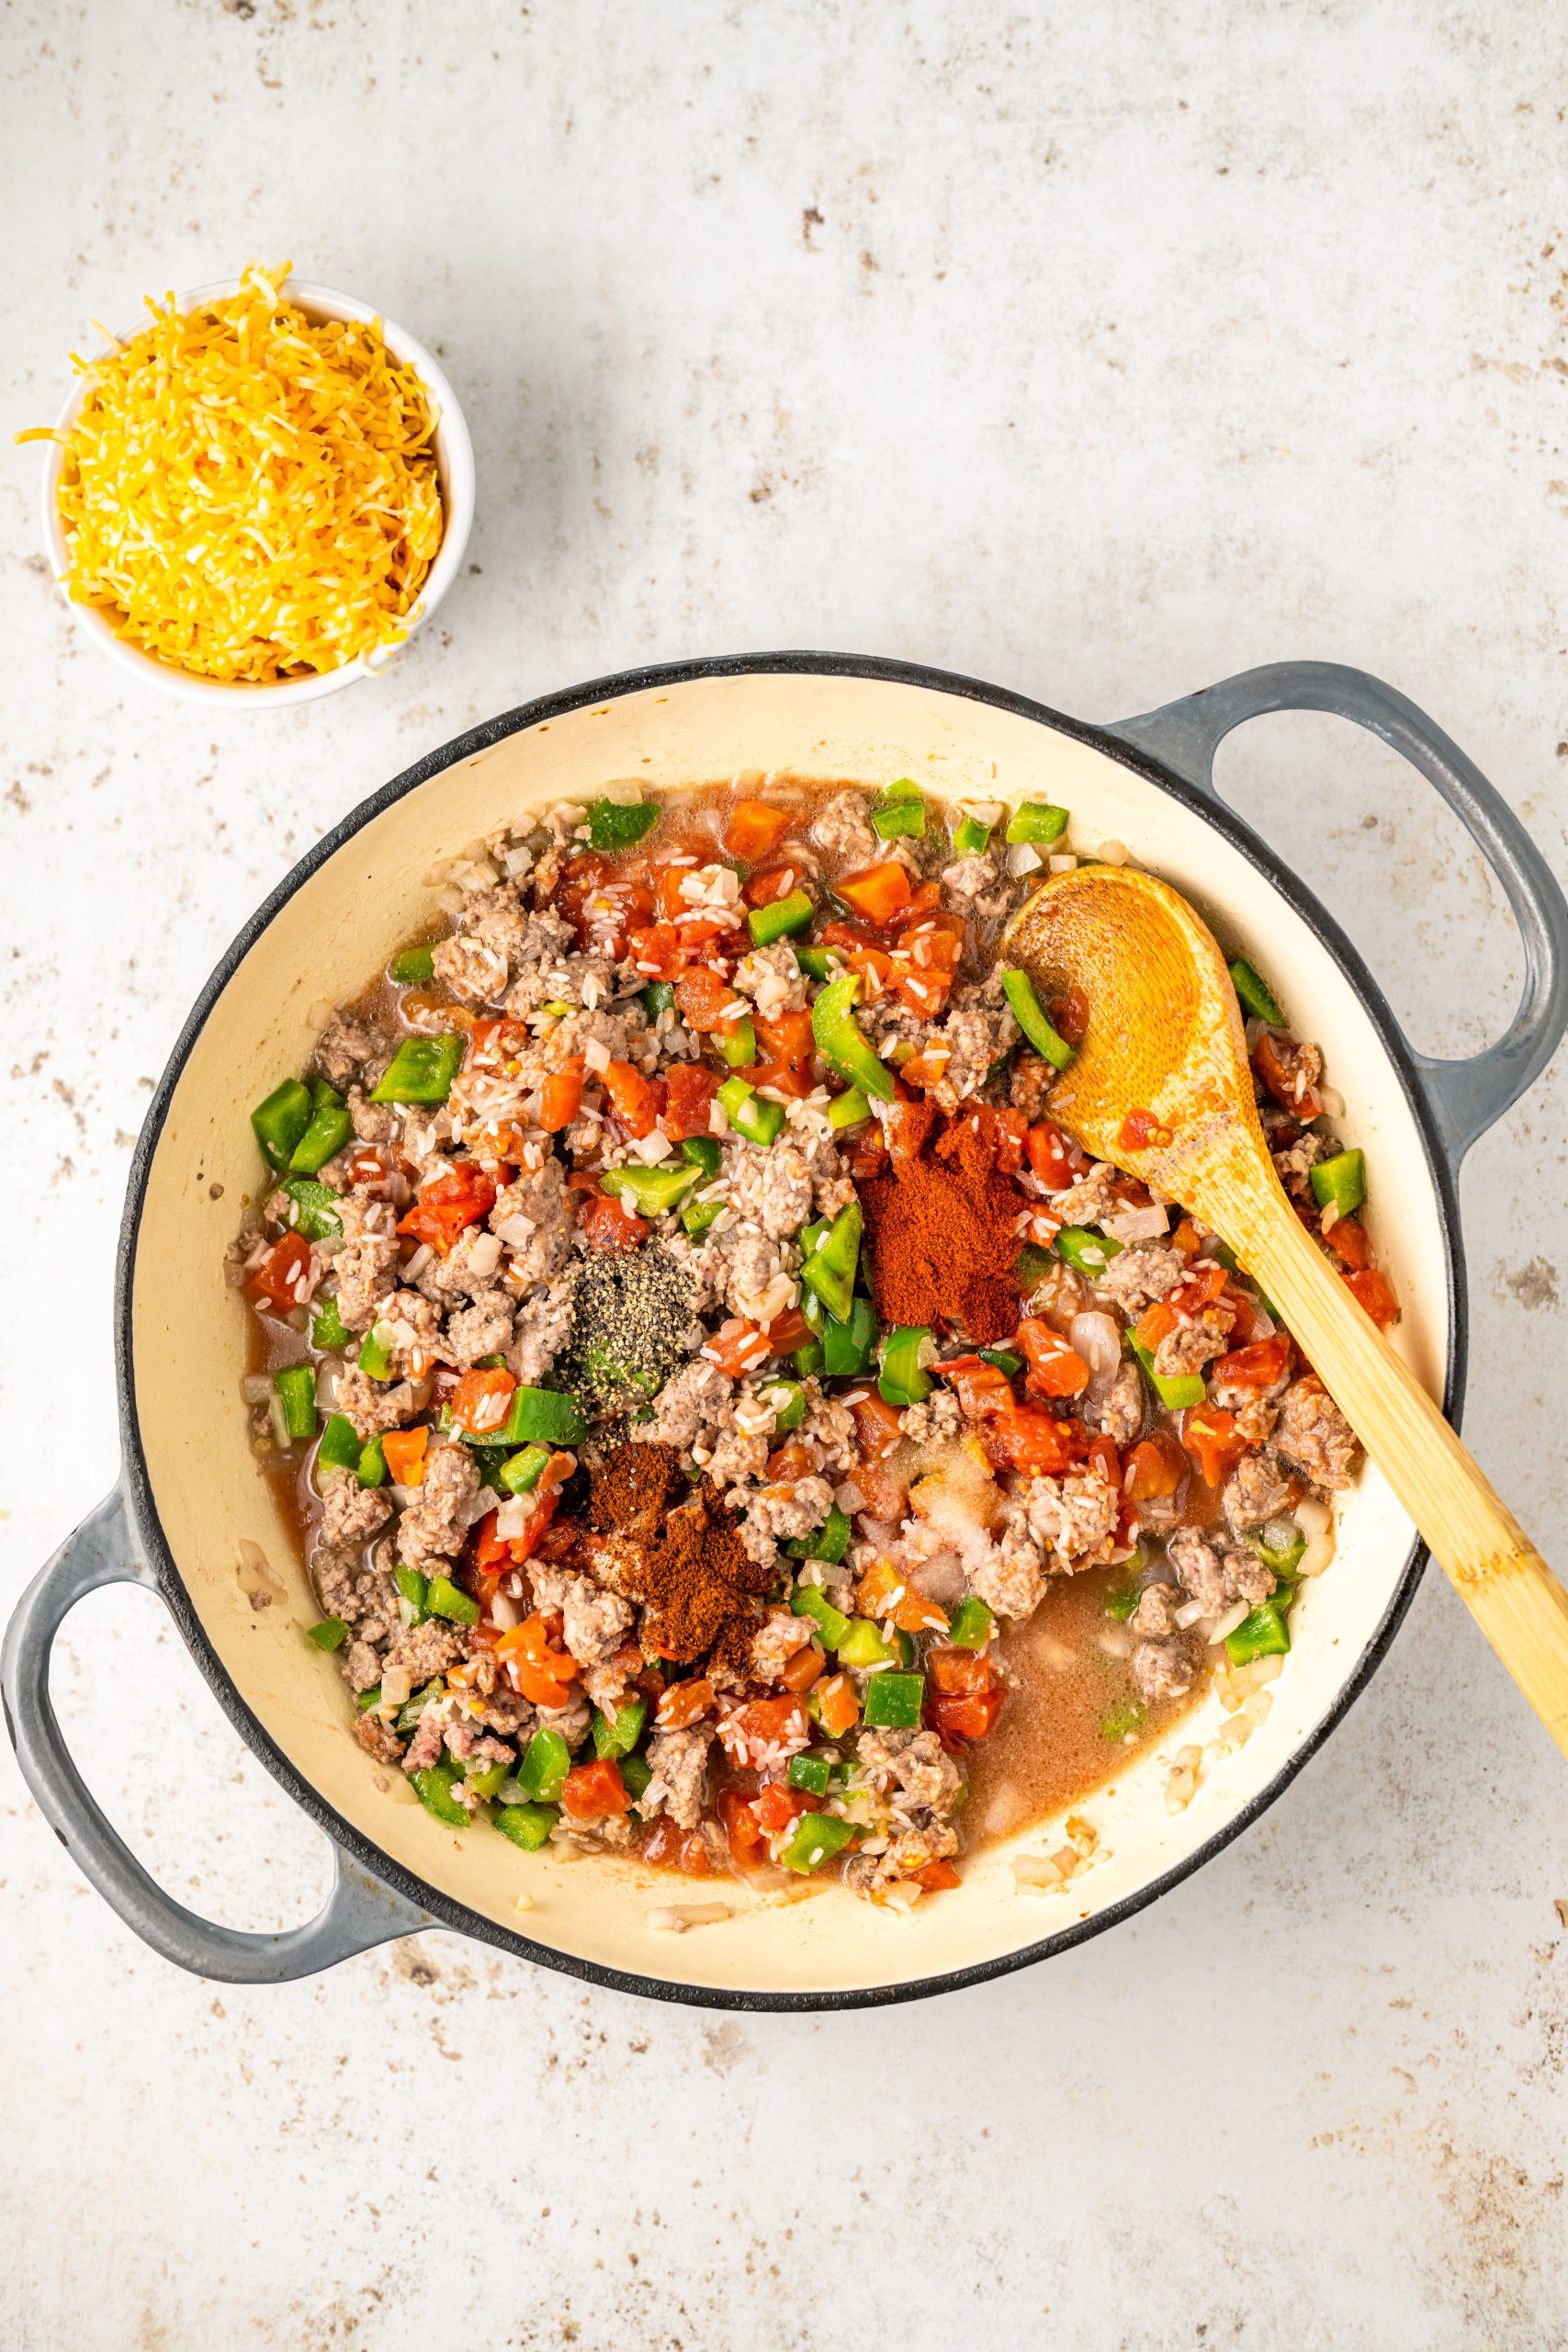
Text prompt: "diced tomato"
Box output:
[[723, 798, 793, 860], [661, 1060, 721, 1140], [656, 1676, 714, 1730], [718, 1787, 765, 1864], [1222, 1288, 1257, 1346], [911, 1858, 962, 1892], [755, 1781, 818, 1837], [1134, 1261, 1230, 1354], [851, 1391, 906, 1460], [246, 1230, 314, 1312], [1048, 987, 1089, 1047], [888, 956, 956, 1018], [766, 1439, 817, 1482], [448, 1365, 516, 1437], [1325, 1214, 1371, 1270], [1119, 1106, 1169, 1152], [1253, 1030, 1325, 1122], [898, 1048, 950, 1092], [844, 1124, 889, 1181], [754, 1010, 815, 1094], [346, 1147, 392, 1189], [705, 1317, 773, 1377], [780, 1644, 825, 1693], [1346, 1266, 1400, 1329], [557, 854, 655, 956], [878, 1099, 934, 1167], [675, 967, 742, 1034], [937, 1354, 1018, 1419], [742, 863, 800, 909], [497, 1610, 580, 1707], [1124, 1431, 1187, 1502], [381, 1427, 429, 1487], [1084, 1430, 1122, 1490], [986, 1406, 1090, 1478], [1181, 1404, 1249, 1487], [510, 1486, 561, 1563], [929, 1684, 1008, 1745], [1170, 1216, 1203, 1260], [1212, 1334, 1292, 1392], [856, 1559, 949, 1634], [814, 1673, 860, 1738], [468, 1018, 530, 1064], [718, 1695, 810, 1767], [602, 1058, 660, 1138], [1016, 1317, 1090, 1399], [927, 1645, 992, 1696], [892, 879, 943, 925], [1134, 1298, 1179, 1352], [561, 1758, 629, 1819], [540, 1062, 585, 1132], [1025, 1120, 1077, 1190], [763, 1306, 813, 1356], [397, 1160, 497, 1255], [472, 1511, 513, 1574], [979, 1104, 1028, 1176], [626, 922, 686, 979], [579, 1193, 649, 1251], [836, 861, 912, 926]]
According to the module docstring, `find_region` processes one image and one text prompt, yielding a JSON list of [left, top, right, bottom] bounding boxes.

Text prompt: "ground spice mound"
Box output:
[[860, 1107, 1023, 1344], [558, 1246, 694, 1416], [586, 1441, 771, 1672]]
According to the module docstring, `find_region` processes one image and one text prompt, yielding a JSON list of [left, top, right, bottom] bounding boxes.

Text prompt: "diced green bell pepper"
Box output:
[[1311, 1148, 1366, 1219], [369, 1035, 466, 1104], [277, 1178, 343, 1241], [518, 1728, 573, 1804], [587, 797, 659, 851], [1055, 1226, 1124, 1278], [682, 1193, 726, 1238], [311, 1295, 350, 1351], [784, 1502, 852, 1564], [758, 1375, 807, 1433], [837, 1619, 897, 1669], [355, 1684, 382, 1712], [717, 1075, 785, 1146], [779, 1812, 854, 1873], [317, 1412, 362, 1477], [799, 1199, 862, 1323], [411, 1759, 470, 1827], [810, 973, 896, 1102], [794, 943, 840, 983], [620, 1752, 654, 1804], [464, 1758, 510, 1801], [306, 1615, 349, 1651], [1101, 1700, 1147, 1742], [1005, 800, 1068, 845], [1015, 1243, 1055, 1293], [499, 1442, 553, 1497], [871, 790, 926, 840], [946, 1596, 995, 1651], [494, 1800, 558, 1851], [252, 1078, 315, 1171], [396, 1678, 444, 1733], [456, 1384, 586, 1448], [749, 889, 815, 946], [791, 1583, 851, 1649], [718, 1014, 758, 1069], [862, 1670, 925, 1729], [426, 1575, 479, 1626], [1225, 1601, 1292, 1666], [681, 1135, 722, 1180], [275, 1363, 318, 1442], [822, 1296, 878, 1378], [289, 1083, 353, 1175], [827, 1086, 870, 1133], [1229, 956, 1284, 1026], [392, 943, 436, 984], [953, 814, 992, 855], [1130, 1335, 1207, 1411], [1001, 968, 1075, 1072], [1252, 1517, 1306, 1577], [601, 1161, 701, 1215], [1104, 1585, 1141, 1623], [787, 1751, 834, 1796], [877, 1323, 932, 1408], [793, 1338, 826, 1378], [393, 1565, 429, 1625], [592, 1695, 649, 1759], [641, 978, 677, 1020], [356, 1434, 387, 1487], [977, 1347, 1023, 1377], [357, 1327, 393, 1380]]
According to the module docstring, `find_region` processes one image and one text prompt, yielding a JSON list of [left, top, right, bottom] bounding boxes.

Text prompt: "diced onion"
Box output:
[[584, 1038, 612, 1075], [465, 1231, 503, 1280], [1007, 841, 1043, 876], [1295, 1494, 1336, 1577], [1208, 1600, 1249, 1645], [494, 1494, 538, 1540], [1070, 1309, 1122, 1416], [1102, 1204, 1169, 1244], [1047, 853, 1077, 873], [494, 1213, 536, 1250], [240, 1374, 272, 1405]]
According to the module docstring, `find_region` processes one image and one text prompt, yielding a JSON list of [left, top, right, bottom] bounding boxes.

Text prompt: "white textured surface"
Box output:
[[4, 5, 1568, 2346]]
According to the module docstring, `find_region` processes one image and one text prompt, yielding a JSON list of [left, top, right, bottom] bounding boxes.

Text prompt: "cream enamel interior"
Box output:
[[128, 669, 1449, 1998]]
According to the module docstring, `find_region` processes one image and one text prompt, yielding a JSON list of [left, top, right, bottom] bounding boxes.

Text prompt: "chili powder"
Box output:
[[859, 1109, 1024, 1344]]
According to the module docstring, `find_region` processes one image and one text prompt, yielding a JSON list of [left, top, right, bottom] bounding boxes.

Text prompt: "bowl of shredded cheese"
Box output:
[[24, 265, 475, 705]]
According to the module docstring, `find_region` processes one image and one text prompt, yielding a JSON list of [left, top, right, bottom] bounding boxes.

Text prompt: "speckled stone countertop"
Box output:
[[4, 4, 1566, 2346]]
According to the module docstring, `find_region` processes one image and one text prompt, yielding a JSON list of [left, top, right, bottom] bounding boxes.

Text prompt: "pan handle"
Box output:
[[1, 1487, 434, 1983], [1106, 661, 1568, 1167]]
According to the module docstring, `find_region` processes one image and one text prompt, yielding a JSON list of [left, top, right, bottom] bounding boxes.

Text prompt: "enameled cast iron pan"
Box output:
[[6, 656, 1566, 2009]]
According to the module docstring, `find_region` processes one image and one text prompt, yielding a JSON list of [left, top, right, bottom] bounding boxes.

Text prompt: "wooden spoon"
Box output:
[[1004, 862, 1568, 1758]]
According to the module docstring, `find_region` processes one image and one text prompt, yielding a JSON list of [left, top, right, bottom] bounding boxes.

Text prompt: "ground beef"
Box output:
[[313, 1014, 389, 1091], [642, 1726, 712, 1828], [1153, 1304, 1235, 1380], [415, 1225, 512, 1306], [856, 1727, 963, 1815], [899, 1390, 964, 1448], [331, 1366, 416, 1440], [443, 1289, 517, 1369], [744, 1476, 835, 1544], [511, 1272, 579, 1385], [377, 1287, 444, 1375], [1272, 1129, 1328, 1203], [1095, 1243, 1188, 1316], [751, 1608, 812, 1679], [732, 941, 807, 1016], [1167, 1524, 1275, 1611], [931, 1003, 1016, 1108], [319, 1477, 392, 1551], [1132, 1635, 1199, 1703], [1128, 1581, 1185, 1639], [727, 1142, 815, 1242], [808, 789, 878, 866], [489, 1158, 573, 1288], [333, 1229, 400, 1331], [312, 1547, 399, 1645], [383, 1618, 467, 1686], [982, 1468, 1119, 1614], [346, 1086, 398, 1143], [432, 930, 512, 1006], [1009, 1051, 1056, 1123], [1087, 1360, 1144, 1449], [1273, 1375, 1360, 1490], [341, 1637, 383, 1693], [559, 1575, 635, 1666], [352, 1711, 405, 1766], [401, 1708, 447, 1773], [1223, 1449, 1298, 1533], [649, 1358, 734, 1453], [395, 1442, 483, 1567], [1054, 1163, 1119, 1223]]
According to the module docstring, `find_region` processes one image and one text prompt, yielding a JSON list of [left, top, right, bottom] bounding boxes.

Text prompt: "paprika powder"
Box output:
[[859, 1109, 1024, 1344]]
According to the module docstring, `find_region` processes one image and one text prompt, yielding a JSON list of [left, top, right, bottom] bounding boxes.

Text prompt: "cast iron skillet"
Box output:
[[6, 655, 1565, 2007]]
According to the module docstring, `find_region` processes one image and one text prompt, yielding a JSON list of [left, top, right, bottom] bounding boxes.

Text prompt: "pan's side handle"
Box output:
[[2, 1487, 434, 1983], [1107, 662, 1568, 1168]]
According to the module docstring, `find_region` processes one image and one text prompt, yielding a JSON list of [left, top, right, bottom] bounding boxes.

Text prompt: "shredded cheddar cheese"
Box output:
[[20, 263, 445, 684]]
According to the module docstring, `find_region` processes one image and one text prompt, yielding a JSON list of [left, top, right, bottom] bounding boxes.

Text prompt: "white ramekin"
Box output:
[[34, 277, 476, 708]]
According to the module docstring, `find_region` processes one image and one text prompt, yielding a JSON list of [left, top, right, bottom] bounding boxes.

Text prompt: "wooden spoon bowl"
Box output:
[[1005, 862, 1568, 1758]]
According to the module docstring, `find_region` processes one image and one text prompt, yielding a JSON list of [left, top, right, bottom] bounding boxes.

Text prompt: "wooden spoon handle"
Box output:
[[1247, 1203, 1568, 1758]]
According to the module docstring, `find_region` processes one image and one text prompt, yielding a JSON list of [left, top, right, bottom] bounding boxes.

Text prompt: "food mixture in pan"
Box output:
[[231, 776, 1396, 1904]]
